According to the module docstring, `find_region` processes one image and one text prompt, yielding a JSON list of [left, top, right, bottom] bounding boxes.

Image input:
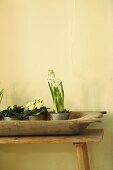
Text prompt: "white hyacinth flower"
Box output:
[[48, 69, 55, 80], [48, 69, 61, 88], [48, 69, 64, 113]]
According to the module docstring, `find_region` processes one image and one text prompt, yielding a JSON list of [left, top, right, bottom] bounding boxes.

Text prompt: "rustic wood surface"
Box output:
[[0, 112, 104, 136], [82, 143, 90, 170], [76, 144, 85, 170], [76, 143, 91, 170], [0, 129, 103, 144]]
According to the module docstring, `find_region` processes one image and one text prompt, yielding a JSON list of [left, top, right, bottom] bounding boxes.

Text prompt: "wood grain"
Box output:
[[0, 129, 103, 144], [0, 112, 104, 136], [82, 143, 90, 170], [76, 144, 84, 170]]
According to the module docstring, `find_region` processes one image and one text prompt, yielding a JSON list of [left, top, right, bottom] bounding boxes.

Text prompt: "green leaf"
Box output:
[[48, 82, 54, 101], [53, 87, 58, 113], [0, 89, 3, 104], [60, 82, 64, 101]]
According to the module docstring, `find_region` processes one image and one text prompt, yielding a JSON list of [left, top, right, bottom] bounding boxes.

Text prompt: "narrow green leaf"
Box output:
[[48, 82, 54, 101], [0, 89, 3, 104], [60, 82, 64, 101], [53, 87, 58, 113]]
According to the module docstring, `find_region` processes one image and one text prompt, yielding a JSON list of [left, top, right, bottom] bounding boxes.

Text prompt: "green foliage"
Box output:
[[48, 79, 64, 113], [0, 105, 24, 120], [0, 89, 3, 105], [23, 106, 48, 120]]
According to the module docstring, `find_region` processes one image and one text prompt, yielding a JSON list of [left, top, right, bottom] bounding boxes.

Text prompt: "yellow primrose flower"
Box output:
[[35, 98, 41, 102], [26, 101, 34, 108], [34, 98, 43, 109], [26, 101, 35, 110], [35, 102, 43, 109], [28, 104, 35, 110], [9, 105, 14, 110], [26, 98, 43, 110], [34, 97, 42, 101]]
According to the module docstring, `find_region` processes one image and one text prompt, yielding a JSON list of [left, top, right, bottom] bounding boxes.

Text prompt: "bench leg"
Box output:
[[82, 143, 90, 170], [76, 143, 90, 170]]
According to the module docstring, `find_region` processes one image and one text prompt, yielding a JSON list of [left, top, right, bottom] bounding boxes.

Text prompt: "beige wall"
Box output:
[[0, 0, 113, 169]]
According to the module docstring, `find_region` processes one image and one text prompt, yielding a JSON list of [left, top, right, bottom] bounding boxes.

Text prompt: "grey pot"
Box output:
[[48, 112, 69, 120], [29, 114, 46, 121]]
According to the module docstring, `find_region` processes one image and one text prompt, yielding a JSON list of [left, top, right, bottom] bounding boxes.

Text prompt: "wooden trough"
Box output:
[[0, 111, 106, 136]]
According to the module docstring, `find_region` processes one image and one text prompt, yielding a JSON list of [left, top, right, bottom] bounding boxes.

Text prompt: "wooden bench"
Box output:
[[0, 129, 104, 170]]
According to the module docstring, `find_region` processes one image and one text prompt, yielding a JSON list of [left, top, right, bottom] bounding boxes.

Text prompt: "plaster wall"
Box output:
[[0, 0, 112, 169]]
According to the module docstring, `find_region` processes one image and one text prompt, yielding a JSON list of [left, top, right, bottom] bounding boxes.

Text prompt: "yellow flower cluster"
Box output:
[[26, 98, 43, 110], [9, 105, 14, 110]]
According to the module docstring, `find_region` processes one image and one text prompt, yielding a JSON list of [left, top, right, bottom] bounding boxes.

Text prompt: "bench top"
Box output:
[[0, 129, 104, 144]]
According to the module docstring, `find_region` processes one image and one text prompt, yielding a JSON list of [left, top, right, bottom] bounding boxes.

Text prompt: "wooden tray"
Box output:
[[0, 111, 105, 136]]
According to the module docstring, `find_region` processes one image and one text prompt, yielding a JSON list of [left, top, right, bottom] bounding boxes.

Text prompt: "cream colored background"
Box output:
[[0, 0, 112, 169]]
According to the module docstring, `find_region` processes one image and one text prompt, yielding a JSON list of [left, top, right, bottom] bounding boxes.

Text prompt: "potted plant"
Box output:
[[0, 89, 4, 119], [23, 98, 48, 120], [1, 105, 24, 120], [48, 70, 70, 120]]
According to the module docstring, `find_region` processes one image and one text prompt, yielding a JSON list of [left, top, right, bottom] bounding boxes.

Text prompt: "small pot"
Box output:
[[3, 117, 15, 121], [29, 114, 46, 121], [48, 112, 69, 120]]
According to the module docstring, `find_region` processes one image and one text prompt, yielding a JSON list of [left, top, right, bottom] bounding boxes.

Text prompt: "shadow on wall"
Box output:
[[88, 113, 113, 170]]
